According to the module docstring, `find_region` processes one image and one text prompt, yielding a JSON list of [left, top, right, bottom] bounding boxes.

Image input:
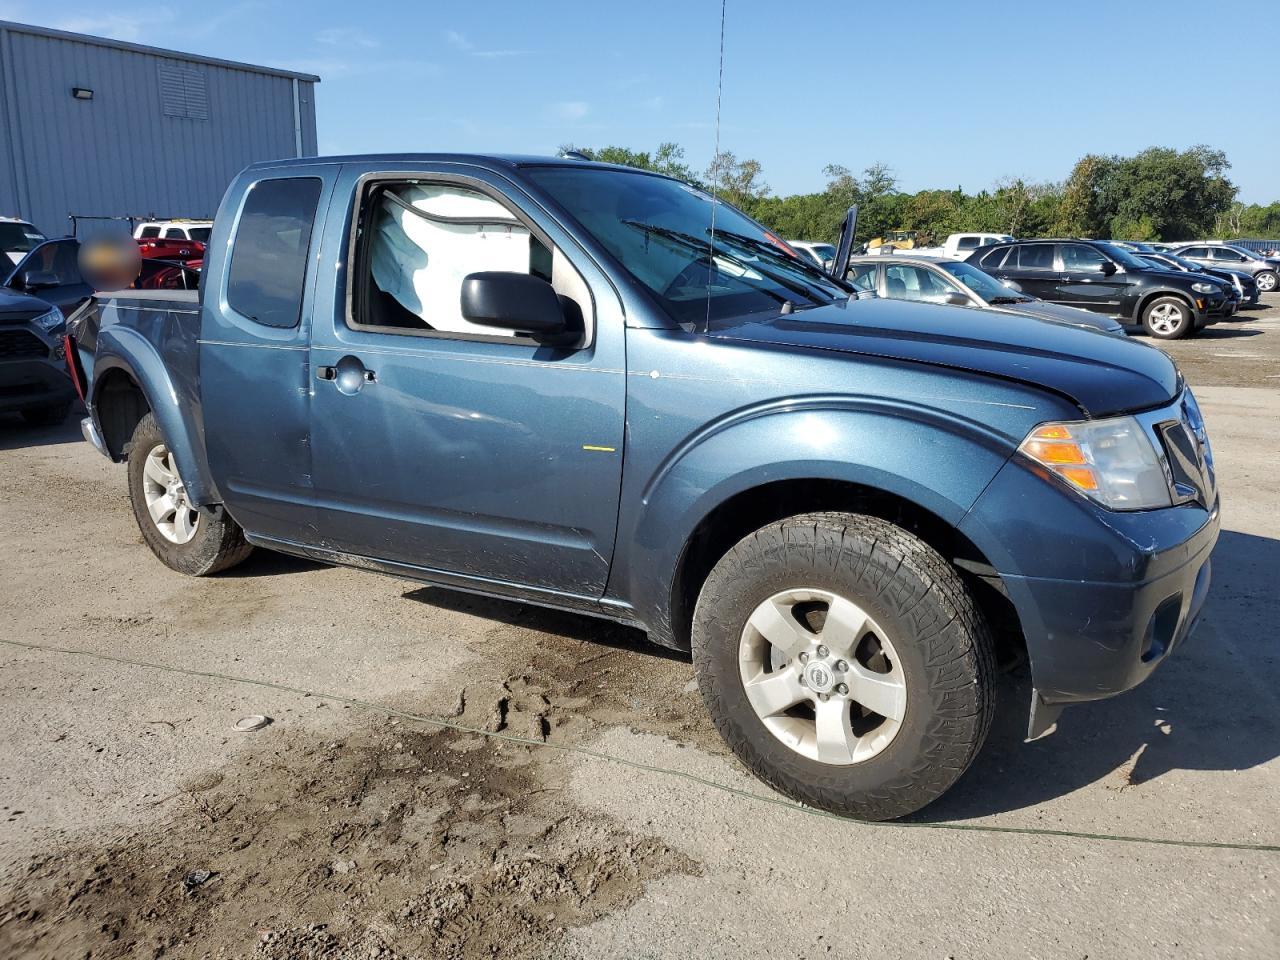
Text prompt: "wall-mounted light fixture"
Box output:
[[71, 87, 94, 100]]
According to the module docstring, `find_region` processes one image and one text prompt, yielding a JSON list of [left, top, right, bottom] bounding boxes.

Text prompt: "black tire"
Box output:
[[1141, 295, 1194, 339], [21, 401, 72, 427], [692, 512, 996, 821], [1256, 270, 1277, 294], [125, 413, 253, 576]]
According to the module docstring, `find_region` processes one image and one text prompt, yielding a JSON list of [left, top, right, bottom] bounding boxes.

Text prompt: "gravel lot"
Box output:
[[1, 297, 1277, 959]]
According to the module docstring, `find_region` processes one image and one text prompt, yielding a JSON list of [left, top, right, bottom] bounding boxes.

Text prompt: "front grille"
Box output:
[[0, 330, 49, 361], [1154, 395, 1216, 508]]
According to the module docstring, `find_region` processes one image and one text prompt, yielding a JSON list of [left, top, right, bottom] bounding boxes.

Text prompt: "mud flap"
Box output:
[[1026, 688, 1065, 741]]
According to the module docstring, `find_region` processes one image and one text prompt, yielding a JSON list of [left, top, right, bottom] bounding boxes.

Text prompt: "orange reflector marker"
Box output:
[[1031, 424, 1072, 441], [1024, 440, 1087, 465], [1057, 466, 1100, 491]]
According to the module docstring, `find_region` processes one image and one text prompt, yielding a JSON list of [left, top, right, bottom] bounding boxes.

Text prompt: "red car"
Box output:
[[135, 237, 204, 261]]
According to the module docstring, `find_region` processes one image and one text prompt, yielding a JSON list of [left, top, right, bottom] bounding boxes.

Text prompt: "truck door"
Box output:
[[4, 239, 93, 315], [199, 171, 334, 543], [306, 167, 626, 599], [1002, 242, 1060, 301], [1055, 242, 1127, 313]]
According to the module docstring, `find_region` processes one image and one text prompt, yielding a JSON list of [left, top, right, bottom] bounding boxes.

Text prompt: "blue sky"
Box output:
[[4, 0, 1276, 203]]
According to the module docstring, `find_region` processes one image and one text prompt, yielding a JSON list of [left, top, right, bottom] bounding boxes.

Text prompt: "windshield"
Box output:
[[0, 222, 46, 254], [1095, 242, 1148, 269], [188, 227, 212, 243], [525, 167, 847, 326], [808, 244, 836, 259], [939, 260, 1029, 302]]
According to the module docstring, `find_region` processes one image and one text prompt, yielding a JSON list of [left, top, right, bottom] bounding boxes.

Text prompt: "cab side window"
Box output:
[[138, 226, 161, 239], [884, 264, 958, 303], [349, 180, 591, 346], [1017, 244, 1056, 269], [226, 177, 323, 329], [1061, 243, 1108, 271], [1211, 247, 1245, 262], [979, 246, 1011, 270], [847, 263, 877, 292]]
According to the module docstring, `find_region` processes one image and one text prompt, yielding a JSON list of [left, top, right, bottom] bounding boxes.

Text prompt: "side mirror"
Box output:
[[20, 269, 60, 290], [943, 291, 971, 306], [1099, 261, 1118, 276], [1002, 280, 1023, 293], [460, 272, 567, 337]]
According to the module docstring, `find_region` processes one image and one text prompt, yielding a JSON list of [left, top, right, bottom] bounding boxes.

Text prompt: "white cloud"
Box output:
[[316, 27, 379, 49], [54, 14, 150, 41], [446, 28, 526, 58], [553, 101, 590, 121], [446, 29, 473, 52]]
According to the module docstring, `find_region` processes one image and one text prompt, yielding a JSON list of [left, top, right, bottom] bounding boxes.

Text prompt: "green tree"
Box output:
[[704, 151, 770, 208]]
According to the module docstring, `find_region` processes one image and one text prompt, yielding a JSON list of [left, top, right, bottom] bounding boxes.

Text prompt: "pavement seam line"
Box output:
[[5, 637, 1278, 855]]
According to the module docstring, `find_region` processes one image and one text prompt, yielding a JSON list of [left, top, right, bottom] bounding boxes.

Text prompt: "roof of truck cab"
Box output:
[[244, 154, 674, 176]]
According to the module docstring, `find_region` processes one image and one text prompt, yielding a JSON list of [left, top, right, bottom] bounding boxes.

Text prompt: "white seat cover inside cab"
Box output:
[[370, 184, 531, 334]]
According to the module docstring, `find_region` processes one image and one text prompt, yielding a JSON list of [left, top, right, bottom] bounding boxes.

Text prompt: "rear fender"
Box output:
[[90, 325, 218, 506]]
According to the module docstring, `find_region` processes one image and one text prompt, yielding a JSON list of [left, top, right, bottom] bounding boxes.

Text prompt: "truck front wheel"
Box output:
[[126, 413, 253, 576], [692, 512, 996, 821]]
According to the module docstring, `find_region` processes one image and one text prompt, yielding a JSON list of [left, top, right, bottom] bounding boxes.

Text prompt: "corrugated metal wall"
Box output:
[[0, 22, 318, 238]]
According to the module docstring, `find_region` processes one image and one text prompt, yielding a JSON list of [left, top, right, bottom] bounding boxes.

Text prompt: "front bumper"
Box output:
[[1194, 292, 1226, 325], [0, 334, 76, 414], [959, 453, 1219, 706]]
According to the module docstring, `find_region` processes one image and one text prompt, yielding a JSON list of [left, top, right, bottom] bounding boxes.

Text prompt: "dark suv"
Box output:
[[968, 239, 1229, 339]]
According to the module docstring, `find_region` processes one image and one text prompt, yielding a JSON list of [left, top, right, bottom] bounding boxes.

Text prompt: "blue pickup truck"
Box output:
[[69, 155, 1219, 820]]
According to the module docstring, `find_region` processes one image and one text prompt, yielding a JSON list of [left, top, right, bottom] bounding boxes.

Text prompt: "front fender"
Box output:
[[611, 397, 1030, 647], [91, 324, 217, 506]]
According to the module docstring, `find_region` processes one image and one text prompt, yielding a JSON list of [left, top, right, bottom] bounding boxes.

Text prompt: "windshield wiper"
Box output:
[[988, 295, 1032, 304], [711, 228, 846, 288], [623, 220, 793, 307]]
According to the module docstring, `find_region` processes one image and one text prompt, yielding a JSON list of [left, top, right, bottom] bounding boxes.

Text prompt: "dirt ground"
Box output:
[[1, 297, 1278, 959]]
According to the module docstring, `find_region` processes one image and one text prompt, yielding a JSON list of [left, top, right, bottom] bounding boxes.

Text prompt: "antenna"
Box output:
[[704, 0, 727, 334]]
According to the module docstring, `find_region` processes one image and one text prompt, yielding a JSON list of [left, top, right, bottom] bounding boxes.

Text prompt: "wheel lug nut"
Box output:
[[799, 652, 809, 663], [836, 660, 849, 672], [836, 683, 848, 696], [816, 645, 829, 658], [818, 693, 830, 702]]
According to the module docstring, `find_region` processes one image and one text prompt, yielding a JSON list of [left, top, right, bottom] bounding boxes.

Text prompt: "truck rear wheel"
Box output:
[[692, 512, 996, 821], [126, 413, 252, 576]]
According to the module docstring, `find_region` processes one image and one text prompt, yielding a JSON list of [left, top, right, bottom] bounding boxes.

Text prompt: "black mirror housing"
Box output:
[[20, 269, 60, 291], [460, 272, 567, 337], [1100, 261, 1118, 276]]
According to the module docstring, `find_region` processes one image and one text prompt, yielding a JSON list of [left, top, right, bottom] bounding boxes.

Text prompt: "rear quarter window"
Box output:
[[978, 246, 1010, 269], [226, 177, 323, 328]]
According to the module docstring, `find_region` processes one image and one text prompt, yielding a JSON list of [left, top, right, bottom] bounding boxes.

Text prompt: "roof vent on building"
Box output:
[[158, 64, 209, 120]]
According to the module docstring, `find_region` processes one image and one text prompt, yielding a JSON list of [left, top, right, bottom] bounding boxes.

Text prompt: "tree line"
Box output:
[[559, 142, 1280, 246]]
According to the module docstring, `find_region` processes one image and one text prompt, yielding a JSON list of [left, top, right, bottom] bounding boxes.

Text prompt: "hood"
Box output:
[[708, 298, 1179, 418], [1142, 266, 1209, 286], [993, 299, 1125, 334], [0, 286, 53, 324]]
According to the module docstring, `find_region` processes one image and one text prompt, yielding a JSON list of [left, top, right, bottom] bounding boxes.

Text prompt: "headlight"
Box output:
[[32, 307, 64, 333], [1018, 417, 1172, 510], [1190, 282, 1217, 294]]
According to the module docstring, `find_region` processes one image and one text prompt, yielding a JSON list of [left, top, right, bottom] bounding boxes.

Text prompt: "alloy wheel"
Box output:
[[141, 443, 200, 544], [738, 588, 907, 765], [1148, 302, 1185, 336]]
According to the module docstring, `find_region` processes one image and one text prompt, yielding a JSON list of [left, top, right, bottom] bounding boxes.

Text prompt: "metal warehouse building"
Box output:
[[0, 20, 319, 238]]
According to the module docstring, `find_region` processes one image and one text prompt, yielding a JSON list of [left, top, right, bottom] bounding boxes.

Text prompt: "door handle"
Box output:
[[318, 356, 376, 395]]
